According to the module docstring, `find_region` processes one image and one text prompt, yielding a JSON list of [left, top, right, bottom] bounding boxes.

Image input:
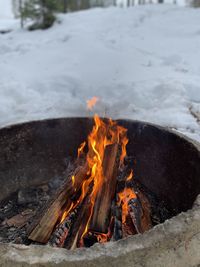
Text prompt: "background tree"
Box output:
[[20, 0, 57, 30], [19, 0, 24, 28], [191, 0, 200, 6]]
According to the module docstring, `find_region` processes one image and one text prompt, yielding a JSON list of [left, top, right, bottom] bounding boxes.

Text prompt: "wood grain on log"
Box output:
[[28, 163, 89, 243], [89, 143, 120, 233]]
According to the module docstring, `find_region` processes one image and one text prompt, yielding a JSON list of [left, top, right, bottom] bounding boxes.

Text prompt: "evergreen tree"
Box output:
[[20, 0, 57, 30]]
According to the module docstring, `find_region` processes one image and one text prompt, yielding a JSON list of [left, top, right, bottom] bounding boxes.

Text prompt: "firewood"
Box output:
[[28, 162, 89, 244], [3, 209, 35, 228], [64, 194, 92, 250], [82, 231, 98, 247], [49, 209, 78, 247], [136, 190, 152, 233], [128, 197, 143, 234], [112, 205, 122, 241], [122, 215, 137, 237], [81, 216, 114, 247], [49, 180, 93, 249], [122, 189, 152, 237], [89, 143, 121, 233]]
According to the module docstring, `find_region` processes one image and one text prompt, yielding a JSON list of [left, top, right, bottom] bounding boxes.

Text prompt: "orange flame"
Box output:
[[97, 233, 109, 243], [78, 141, 86, 158], [60, 202, 74, 223], [118, 188, 136, 224], [87, 97, 99, 111], [126, 170, 133, 182], [117, 169, 135, 224], [60, 114, 135, 245]]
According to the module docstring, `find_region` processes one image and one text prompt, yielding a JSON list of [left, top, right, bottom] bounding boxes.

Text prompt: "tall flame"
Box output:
[[78, 114, 129, 238], [60, 112, 136, 244]]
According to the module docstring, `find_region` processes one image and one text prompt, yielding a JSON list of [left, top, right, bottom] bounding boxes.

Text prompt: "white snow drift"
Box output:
[[0, 5, 200, 141]]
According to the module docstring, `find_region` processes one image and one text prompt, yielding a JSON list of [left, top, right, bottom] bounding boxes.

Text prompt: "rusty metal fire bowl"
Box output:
[[0, 117, 200, 267]]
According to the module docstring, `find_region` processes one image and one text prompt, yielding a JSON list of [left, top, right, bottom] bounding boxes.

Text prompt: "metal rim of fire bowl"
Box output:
[[0, 118, 200, 267]]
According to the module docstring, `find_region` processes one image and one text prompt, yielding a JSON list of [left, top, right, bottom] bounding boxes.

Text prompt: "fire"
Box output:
[[117, 171, 136, 224], [78, 141, 86, 158], [59, 112, 137, 246], [60, 203, 74, 223], [118, 188, 136, 224], [126, 170, 133, 181], [87, 96, 99, 111], [77, 114, 129, 239]]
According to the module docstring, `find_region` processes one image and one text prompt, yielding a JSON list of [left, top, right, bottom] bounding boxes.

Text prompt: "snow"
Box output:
[[0, 0, 17, 31], [0, 0, 13, 19], [0, 4, 200, 142]]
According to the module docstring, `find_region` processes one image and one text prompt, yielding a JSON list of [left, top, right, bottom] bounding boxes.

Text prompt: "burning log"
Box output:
[[28, 162, 89, 244], [112, 204, 123, 241], [135, 191, 152, 233], [26, 115, 152, 248], [89, 143, 121, 233], [128, 198, 143, 234], [83, 217, 114, 247], [121, 188, 152, 237], [49, 209, 78, 248], [64, 194, 93, 250]]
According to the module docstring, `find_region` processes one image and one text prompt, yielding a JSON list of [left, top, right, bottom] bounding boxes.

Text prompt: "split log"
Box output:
[[50, 209, 78, 247], [3, 209, 35, 228], [82, 217, 114, 247], [112, 204, 122, 241], [135, 190, 152, 233], [50, 180, 93, 249], [64, 194, 93, 250], [128, 197, 143, 234], [122, 189, 152, 237], [28, 162, 89, 244], [89, 143, 121, 233]]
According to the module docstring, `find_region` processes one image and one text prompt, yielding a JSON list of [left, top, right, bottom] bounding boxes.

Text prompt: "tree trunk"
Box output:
[[19, 0, 24, 28], [63, 0, 67, 12]]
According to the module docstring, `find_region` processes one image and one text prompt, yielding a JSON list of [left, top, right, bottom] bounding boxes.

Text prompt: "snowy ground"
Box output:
[[0, 5, 200, 141]]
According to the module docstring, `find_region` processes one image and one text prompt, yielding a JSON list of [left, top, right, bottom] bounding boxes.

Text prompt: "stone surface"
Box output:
[[0, 202, 200, 267]]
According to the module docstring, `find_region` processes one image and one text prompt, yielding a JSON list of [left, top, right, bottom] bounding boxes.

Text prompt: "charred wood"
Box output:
[[89, 143, 121, 233], [122, 188, 152, 237], [64, 195, 92, 250], [28, 161, 89, 244], [112, 204, 122, 241], [49, 209, 78, 248]]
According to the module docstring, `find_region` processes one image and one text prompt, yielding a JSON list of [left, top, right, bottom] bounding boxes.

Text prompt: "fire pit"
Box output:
[[0, 117, 200, 267]]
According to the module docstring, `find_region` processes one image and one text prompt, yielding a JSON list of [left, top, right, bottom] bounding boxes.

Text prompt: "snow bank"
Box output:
[[0, 0, 14, 19], [0, 5, 200, 141]]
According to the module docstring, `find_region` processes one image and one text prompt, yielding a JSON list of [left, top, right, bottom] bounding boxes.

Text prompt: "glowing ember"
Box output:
[[126, 170, 133, 182], [118, 188, 136, 224]]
